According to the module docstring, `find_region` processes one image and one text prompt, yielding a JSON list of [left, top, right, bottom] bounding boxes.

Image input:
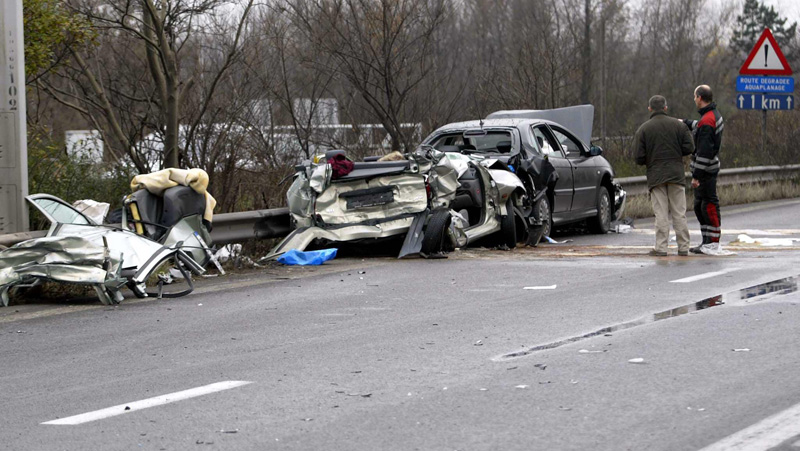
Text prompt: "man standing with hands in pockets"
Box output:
[[634, 95, 694, 256]]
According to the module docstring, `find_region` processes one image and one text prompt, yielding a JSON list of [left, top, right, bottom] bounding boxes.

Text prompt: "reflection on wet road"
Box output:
[[495, 275, 799, 361]]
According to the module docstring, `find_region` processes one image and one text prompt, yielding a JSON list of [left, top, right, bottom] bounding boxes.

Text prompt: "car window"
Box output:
[[30, 198, 92, 225], [431, 131, 513, 153], [551, 127, 584, 159], [432, 134, 465, 148], [531, 126, 563, 158]]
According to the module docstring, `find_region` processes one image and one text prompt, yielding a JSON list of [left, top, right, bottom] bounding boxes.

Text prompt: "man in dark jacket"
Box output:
[[634, 95, 694, 256], [683, 85, 723, 254]]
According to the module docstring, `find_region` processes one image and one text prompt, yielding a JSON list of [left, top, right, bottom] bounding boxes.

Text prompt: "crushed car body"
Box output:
[[423, 105, 626, 239], [0, 169, 217, 306], [268, 146, 531, 259]]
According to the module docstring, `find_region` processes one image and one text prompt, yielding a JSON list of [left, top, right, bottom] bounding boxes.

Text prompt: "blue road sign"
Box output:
[[737, 93, 794, 110], [736, 75, 794, 93]]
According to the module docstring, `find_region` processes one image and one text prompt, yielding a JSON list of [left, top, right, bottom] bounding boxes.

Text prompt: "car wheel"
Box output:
[[588, 186, 611, 234], [500, 199, 517, 249], [421, 208, 452, 257], [529, 196, 551, 245]]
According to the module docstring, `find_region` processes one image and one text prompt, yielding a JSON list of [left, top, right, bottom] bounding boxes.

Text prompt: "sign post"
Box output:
[[736, 28, 794, 155], [0, 0, 28, 234]]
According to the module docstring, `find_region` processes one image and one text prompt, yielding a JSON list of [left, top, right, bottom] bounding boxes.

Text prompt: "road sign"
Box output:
[[737, 93, 794, 110], [736, 75, 794, 93], [740, 28, 793, 75]]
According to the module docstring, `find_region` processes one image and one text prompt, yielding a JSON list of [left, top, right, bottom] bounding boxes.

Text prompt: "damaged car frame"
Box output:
[[268, 145, 532, 259], [424, 105, 626, 240], [269, 105, 625, 259], [0, 188, 213, 306]]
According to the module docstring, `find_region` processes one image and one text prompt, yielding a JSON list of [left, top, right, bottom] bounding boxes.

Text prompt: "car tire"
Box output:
[[500, 199, 517, 249], [588, 186, 611, 234], [529, 196, 551, 245], [421, 208, 452, 257]]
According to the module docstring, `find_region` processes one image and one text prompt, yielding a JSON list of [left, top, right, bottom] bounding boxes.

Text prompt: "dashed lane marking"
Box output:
[[698, 400, 800, 450], [41, 381, 252, 425], [671, 269, 739, 283]]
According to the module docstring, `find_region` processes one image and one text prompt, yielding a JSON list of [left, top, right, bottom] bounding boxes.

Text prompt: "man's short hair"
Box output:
[[695, 85, 713, 102], [649, 95, 667, 111]]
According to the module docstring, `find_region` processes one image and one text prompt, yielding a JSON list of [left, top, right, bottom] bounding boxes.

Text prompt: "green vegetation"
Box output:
[[23, 0, 94, 82], [624, 179, 800, 220], [27, 126, 135, 228], [732, 0, 798, 59]]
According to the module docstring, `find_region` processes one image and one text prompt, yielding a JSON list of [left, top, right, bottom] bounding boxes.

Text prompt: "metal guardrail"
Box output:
[[616, 164, 800, 196], [0, 208, 291, 248], [210, 207, 291, 245], [2, 165, 799, 248]]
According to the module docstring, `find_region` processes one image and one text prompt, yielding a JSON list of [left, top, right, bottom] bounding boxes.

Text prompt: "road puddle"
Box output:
[[494, 275, 799, 361]]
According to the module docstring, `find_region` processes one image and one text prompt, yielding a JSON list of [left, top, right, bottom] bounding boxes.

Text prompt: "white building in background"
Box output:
[[65, 130, 104, 162], [292, 98, 339, 125], [247, 99, 273, 126]]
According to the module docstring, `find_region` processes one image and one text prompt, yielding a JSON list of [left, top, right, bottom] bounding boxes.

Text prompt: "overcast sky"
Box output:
[[760, 0, 800, 22]]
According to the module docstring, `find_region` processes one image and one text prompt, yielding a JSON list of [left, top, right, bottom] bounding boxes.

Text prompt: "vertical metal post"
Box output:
[[761, 108, 767, 157], [0, 0, 28, 233]]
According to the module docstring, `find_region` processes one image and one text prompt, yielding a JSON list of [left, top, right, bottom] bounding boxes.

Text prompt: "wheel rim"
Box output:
[[540, 199, 551, 237]]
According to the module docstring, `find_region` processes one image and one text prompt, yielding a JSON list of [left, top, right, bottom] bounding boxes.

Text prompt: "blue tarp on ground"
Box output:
[[277, 248, 338, 266]]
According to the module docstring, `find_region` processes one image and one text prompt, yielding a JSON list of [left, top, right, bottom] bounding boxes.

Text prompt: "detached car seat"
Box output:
[[126, 186, 206, 242]]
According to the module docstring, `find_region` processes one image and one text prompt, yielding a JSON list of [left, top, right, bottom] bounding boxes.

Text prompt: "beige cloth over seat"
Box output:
[[130, 168, 217, 222]]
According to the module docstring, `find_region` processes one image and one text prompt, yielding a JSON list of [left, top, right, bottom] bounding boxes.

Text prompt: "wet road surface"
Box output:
[[2, 198, 800, 450]]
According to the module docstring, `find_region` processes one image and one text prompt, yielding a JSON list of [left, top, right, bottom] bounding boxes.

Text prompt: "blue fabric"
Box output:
[[277, 248, 338, 266]]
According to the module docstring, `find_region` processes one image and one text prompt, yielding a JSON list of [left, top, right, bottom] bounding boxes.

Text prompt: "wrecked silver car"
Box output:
[[0, 169, 217, 306], [268, 146, 532, 259]]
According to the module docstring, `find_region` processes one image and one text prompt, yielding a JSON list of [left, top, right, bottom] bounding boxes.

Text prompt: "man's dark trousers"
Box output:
[[695, 176, 720, 245]]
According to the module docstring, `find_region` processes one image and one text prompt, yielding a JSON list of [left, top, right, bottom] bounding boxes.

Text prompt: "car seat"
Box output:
[[126, 186, 206, 242]]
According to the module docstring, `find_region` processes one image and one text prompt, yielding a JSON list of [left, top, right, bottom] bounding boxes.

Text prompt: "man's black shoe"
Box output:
[[690, 245, 704, 254]]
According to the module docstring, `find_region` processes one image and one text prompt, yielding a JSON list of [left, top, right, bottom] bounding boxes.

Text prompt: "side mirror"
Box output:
[[589, 145, 603, 156]]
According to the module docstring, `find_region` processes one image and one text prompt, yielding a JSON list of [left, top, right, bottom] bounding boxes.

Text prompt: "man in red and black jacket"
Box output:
[[682, 85, 723, 254]]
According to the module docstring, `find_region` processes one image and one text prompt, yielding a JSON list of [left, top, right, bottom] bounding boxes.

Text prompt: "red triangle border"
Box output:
[[740, 28, 793, 75]]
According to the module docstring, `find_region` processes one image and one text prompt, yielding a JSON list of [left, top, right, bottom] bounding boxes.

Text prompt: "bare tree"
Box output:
[[285, 0, 450, 152], [38, 0, 255, 171]]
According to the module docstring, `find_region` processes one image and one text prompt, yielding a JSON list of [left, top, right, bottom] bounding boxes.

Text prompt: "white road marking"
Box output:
[[42, 381, 252, 425], [523, 285, 557, 290], [698, 401, 800, 450], [670, 269, 738, 284]]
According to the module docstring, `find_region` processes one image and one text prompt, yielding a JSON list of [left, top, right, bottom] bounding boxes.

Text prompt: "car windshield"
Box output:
[[431, 130, 513, 154]]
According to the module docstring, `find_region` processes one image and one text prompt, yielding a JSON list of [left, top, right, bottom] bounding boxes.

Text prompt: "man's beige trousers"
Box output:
[[649, 183, 690, 253]]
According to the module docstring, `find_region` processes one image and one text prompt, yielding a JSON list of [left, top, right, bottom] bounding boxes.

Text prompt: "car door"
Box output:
[[26, 194, 95, 234], [531, 125, 573, 213], [550, 126, 598, 212]]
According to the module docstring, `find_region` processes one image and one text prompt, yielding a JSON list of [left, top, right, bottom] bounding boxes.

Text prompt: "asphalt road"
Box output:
[[3, 198, 800, 451]]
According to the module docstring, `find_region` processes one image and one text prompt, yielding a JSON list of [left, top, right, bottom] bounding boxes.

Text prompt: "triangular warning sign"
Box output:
[[740, 28, 793, 75]]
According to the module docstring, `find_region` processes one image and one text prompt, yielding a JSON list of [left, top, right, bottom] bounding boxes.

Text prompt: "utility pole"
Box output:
[[0, 0, 28, 233]]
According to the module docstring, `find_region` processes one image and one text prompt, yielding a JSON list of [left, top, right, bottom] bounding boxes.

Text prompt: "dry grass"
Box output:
[[624, 179, 800, 219]]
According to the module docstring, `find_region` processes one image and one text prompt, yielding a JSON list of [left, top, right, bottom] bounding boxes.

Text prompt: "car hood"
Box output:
[[486, 105, 595, 146]]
